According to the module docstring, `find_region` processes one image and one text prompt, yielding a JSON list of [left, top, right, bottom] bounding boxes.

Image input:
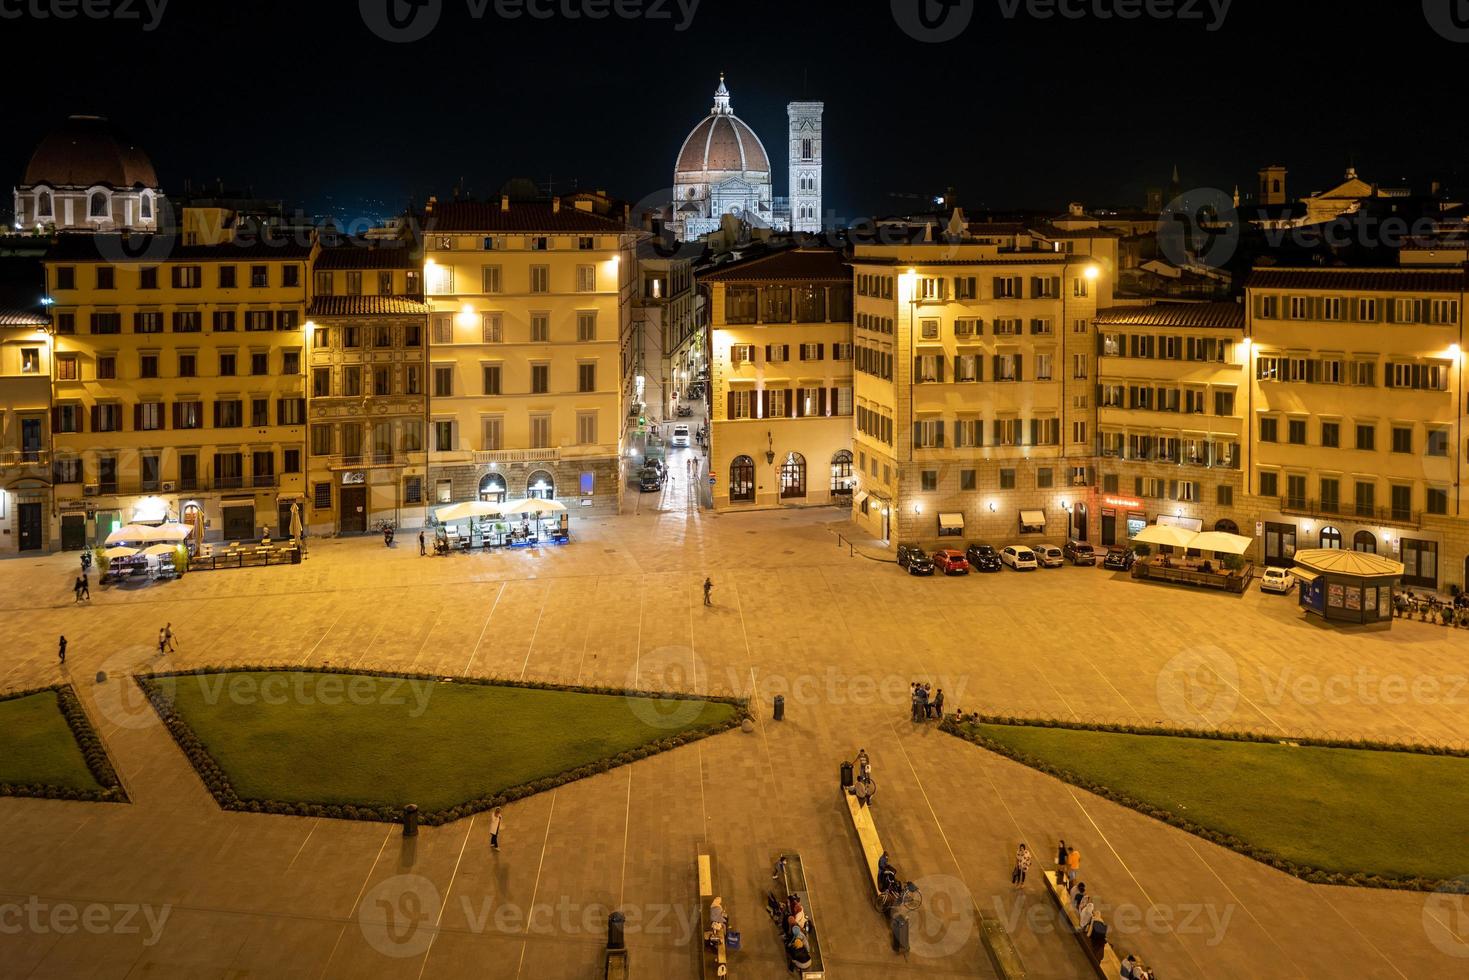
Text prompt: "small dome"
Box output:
[[676, 114, 771, 175], [23, 115, 158, 189]]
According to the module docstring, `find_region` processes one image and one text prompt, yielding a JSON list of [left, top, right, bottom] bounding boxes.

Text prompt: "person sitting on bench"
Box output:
[[708, 896, 727, 942]]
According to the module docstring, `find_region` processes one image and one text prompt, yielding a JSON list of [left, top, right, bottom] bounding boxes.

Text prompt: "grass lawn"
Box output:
[[165, 671, 737, 813], [965, 722, 1469, 882], [0, 691, 106, 793]]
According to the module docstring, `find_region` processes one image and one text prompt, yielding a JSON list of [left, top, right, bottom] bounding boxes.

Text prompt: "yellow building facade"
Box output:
[[0, 280, 54, 553]]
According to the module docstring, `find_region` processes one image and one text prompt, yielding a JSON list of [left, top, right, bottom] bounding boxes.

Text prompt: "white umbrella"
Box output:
[[436, 500, 512, 522], [105, 524, 159, 545], [1131, 524, 1197, 549], [150, 522, 194, 542], [142, 543, 181, 557], [289, 502, 303, 542], [507, 498, 567, 516], [1189, 530, 1254, 555], [102, 546, 138, 559]]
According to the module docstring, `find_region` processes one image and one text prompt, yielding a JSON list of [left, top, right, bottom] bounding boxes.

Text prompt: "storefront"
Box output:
[[1291, 548, 1400, 626], [1401, 537, 1439, 589], [1097, 494, 1145, 547], [1262, 521, 1297, 567]]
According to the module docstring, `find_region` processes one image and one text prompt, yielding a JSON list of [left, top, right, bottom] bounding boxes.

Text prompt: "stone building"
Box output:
[[13, 115, 164, 234]]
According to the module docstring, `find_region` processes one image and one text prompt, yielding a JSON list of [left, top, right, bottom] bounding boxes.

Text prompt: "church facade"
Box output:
[[672, 76, 823, 241]]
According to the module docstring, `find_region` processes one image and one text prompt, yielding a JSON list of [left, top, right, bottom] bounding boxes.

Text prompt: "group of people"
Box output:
[[765, 864, 813, 972], [72, 572, 91, 602], [1054, 839, 1155, 977], [909, 682, 944, 722]]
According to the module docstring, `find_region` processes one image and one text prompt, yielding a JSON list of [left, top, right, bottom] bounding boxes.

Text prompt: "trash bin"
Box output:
[[891, 912, 910, 952], [840, 760, 854, 789], [773, 694, 785, 721], [607, 911, 626, 950], [402, 803, 419, 837]]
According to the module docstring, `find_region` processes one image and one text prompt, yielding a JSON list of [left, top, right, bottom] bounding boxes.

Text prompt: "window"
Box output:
[[575, 312, 596, 342], [173, 401, 203, 430], [921, 470, 938, 491], [344, 271, 362, 295], [960, 469, 976, 491], [1259, 417, 1278, 443], [483, 364, 502, 395], [1217, 484, 1234, 506], [1391, 484, 1413, 522], [1354, 480, 1376, 517], [920, 318, 939, 340], [578, 236, 595, 250], [172, 266, 201, 289], [55, 266, 75, 290], [404, 323, 421, 347], [529, 414, 551, 449], [282, 265, 300, 288], [406, 365, 420, 394], [1071, 353, 1087, 378], [480, 265, 503, 293], [999, 469, 1016, 490], [1286, 474, 1307, 509], [314, 271, 333, 296], [90, 312, 121, 334], [1213, 389, 1235, 416], [216, 265, 237, 289], [531, 314, 550, 343], [531, 364, 549, 394], [245, 311, 274, 331], [914, 419, 944, 449], [1387, 361, 1449, 391], [433, 366, 453, 397], [140, 352, 159, 378], [213, 310, 236, 332], [251, 352, 269, 376], [1258, 471, 1278, 498], [1391, 426, 1413, 454], [310, 424, 332, 456], [1427, 428, 1449, 457], [312, 367, 331, 397], [1427, 486, 1449, 516], [481, 314, 502, 343], [577, 363, 596, 392], [530, 265, 550, 293], [1035, 353, 1053, 380], [136, 402, 164, 431], [219, 352, 236, 376], [1321, 421, 1339, 448], [251, 398, 269, 427], [55, 353, 78, 380], [1355, 423, 1376, 451], [281, 350, 300, 375], [576, 412, 597, 445], [277, 398, 305, 425], [434, 420, 455, 452], [244, 264, 266, 288], [1037, 468, 1054, 489], [341, 325, 360, 348], [1349, 360, 1375, 386], [1287, 419, 1306, 445], [55, 313, 75, 334], [480, 417, 503, 451], [576, 265, 596, 291], [214, 399, 242, 428]]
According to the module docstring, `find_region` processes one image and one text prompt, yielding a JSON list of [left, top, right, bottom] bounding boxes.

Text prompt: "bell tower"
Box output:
[[787, 101, 823, 234]]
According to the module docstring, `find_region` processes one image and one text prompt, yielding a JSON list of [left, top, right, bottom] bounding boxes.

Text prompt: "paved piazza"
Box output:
[[2, 479, 1466, 979]]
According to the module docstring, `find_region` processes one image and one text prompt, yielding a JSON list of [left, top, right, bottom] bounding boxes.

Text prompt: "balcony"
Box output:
[[473, 448, 560, 465], [1277, 497, 1421, 529], [0, 450, 49, 467], [327, 453, 411, 470], [252, 474, 278, 488]]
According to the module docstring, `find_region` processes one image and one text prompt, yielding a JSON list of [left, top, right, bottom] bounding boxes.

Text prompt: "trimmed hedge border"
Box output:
[[0, 684, 128, 805], [135, 665, 750, 827], [941, 713, 1466, 895]]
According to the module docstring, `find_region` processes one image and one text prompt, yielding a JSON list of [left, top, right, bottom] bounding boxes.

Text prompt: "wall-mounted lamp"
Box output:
[[764, 431, 774, 465], [988, 501, 997, 512]]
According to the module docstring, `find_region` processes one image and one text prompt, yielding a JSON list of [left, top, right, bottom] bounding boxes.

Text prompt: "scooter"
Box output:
[[377, 520, 395, 547], [80, 550, 92, 572]]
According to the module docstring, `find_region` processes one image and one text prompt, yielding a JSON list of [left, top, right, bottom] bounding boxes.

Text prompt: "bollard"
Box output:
[[773, 694, 785, 721], [607, 911, 626, 950], [891, 911, 910, 952], [840, 760, 854, 789], [402, 803, 419, 837]]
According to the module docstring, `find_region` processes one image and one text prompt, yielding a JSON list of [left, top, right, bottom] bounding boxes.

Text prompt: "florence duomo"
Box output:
[[5, 3, 1469, 980]]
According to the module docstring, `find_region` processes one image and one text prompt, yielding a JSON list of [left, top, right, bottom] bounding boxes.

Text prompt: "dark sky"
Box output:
[[5, 0, 1468, 222]]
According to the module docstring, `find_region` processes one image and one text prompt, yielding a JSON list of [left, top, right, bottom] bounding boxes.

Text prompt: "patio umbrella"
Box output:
[[105, 524, 160, 545], [102, 546, 138, 559], [436, 500, 512, 522], [149, 522, 194, 542], [141, 543, 180, 557], [1189, 530, 1254, 555], [509, 498, 567, 516], [1131, 524, 1197, 549], [289, 502, 303, 542]]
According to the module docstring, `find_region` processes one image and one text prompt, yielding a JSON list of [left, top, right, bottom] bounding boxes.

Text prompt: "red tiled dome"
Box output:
[[23, 115, 158, 189], [675, 114, 771, 176]]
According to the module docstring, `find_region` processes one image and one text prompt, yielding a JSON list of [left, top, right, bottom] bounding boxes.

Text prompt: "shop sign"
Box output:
[[341, 471, 366, 485], [1103, 495, 1142, 510]]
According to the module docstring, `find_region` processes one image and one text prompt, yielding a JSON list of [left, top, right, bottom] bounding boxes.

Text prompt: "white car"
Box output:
[[1033, 545, 1064, 568], [1260, 567, 1294, 594], [671, 424, 690, 447], [1001, 545, 1039, 570]]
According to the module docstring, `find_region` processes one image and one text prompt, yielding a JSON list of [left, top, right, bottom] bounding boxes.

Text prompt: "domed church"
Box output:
[[12, 115, 164, 233], [672, 75, 823, 241]]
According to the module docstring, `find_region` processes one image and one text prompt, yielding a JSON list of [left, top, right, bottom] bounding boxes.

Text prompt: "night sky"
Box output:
[[5, 0, 1468, 222]]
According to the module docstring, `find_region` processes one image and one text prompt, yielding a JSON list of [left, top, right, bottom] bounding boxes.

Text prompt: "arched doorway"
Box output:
[[1319, 525, 1342, 549], [829, 450, 853, 498], [1214, 519, 1239, 534], [525, 470, 554, 500], [780, 452, 806, 499], [479, 473, 507, 503], [729, 456, 755, 503], [1353, 530, 1377, 554]]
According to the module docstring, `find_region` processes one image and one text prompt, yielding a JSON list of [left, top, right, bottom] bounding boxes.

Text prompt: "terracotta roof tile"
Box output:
[[0, 309, 49, 326], [308, 296, 431, 317], [1094, 302, 1245, 330], [426, 201, 627, 234], [315, 243, 421, 270], [1246, 266, 1467, 293], [700, 248, 849, 283]]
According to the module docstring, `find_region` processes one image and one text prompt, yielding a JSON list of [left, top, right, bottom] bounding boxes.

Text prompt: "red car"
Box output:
[[932, 549, 969, 575]]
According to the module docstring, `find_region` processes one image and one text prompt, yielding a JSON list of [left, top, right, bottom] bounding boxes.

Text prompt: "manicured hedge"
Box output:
[[136, 664, 749, 826]]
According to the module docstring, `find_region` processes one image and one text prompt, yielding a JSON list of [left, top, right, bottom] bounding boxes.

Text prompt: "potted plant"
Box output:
[[1133, 543, 1152, 558], [1441, 606, 1455, 627], [93, 545, 111, 580]]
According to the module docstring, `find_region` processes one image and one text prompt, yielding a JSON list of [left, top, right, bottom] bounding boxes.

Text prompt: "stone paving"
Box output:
[[2, 458, 1468, 979]]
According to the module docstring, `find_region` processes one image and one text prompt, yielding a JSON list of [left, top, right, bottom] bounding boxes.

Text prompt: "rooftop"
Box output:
[[425, 200, 628, 234], [307, 295, 431, 317], [47, 234, 314, 263], [1246, 266, 1466, 293], [314, 242, 421, 270], [698, 247, 849, 283], [1094, 301, 1246, 330]]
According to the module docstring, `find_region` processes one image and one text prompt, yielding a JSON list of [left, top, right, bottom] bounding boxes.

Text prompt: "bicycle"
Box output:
[[875, 878, 922, 913]]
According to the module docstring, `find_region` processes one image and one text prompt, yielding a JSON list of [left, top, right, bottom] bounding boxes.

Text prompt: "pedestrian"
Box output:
[[919, 684, 931, 720], [419, 529, 426, 556], [933, 687, 945, 719], [1066, 845, 1081, 886], [73, 576, 83, 603], [57, 635, 67, 666], [1056, 839, 1068, 878], [910, 683, 922, 723], [703, 577, 713, 606], [488, 806, 503, 850], [163, 622, 176, 652], [80, 572, 89, 600], [158, 627, 168, 656], [1012, 843, 1032, 889]]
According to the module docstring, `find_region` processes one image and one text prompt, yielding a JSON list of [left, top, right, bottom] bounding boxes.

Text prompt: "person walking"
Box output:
[[163, 622, 176, 652], [73, 576, 83, 603], [1012, 843, 1033, 889], [487, 806, 503, 850], [933, 687, 945, 719], [419, 529, 426, 556], [1066, 845, 1082, 886], [80, 572, 89, 600], [157, 627, 168, 656], [702, 577, 713, 606], [1056, 839, 1068, 879], [57, 635, 67, 666]]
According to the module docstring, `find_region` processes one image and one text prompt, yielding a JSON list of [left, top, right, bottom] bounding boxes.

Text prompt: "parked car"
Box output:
[[1260, 567, 1294, 594], [964, 543, 1002, 572], [671, 424, 690, 447], [1001, 545, 1039, 570], [675, 403, 693, 417], [905, 551, 936, 576], [1102, 547, 1135, 571], [1063, 540, 1096, 566], [648, 458, 666, 479], [638, 467, 663, 492], [932, 549, 969, 575], [896, 543, 926, 568], [1033, 545, 1065, 568]]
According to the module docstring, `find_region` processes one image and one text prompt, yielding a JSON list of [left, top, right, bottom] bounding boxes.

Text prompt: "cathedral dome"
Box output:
[[23, 115, 158, 189], [674, 76, 771, 176]]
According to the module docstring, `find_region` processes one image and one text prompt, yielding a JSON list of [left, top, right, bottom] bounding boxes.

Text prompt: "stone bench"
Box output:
[[1043, 869, 1125, 979], [697, 847, 729, 978], [772, 852, 825, 978]]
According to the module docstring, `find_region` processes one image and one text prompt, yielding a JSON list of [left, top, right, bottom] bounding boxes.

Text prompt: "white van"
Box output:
[[671, 424, 690, 447]]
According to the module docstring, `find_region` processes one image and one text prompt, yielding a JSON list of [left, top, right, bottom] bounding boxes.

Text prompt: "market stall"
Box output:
[[1291, 548, 1401, 625]]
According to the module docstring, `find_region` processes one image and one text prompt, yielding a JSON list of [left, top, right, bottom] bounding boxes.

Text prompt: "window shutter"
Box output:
[[913, 422, 922, 448], [213, 402, 222, 427], [1051, 276, 1061, 296], [1030, 276, 1041, 297], [1015, 357, 1024, 382], [936, 421, 945, 447], [818, 388, 828, 416], [764, 344, 771, 362], [992, 355, 1000, 379], [1134, 476, 1143, 495], [992, 276, 1002, 297], [761, 389, 770, 419], [1168, 480, 1178, 500], [795, 391, 805, 418], [936, 357, 946, 383], [133, 404, 142, 431], [90, 406, 101, 431], [52, 406, 62, 431], [817, 343, 824, 360], [1385, 301, 1396, 324], [726, 391, 735, 419], [914, 356, 922, 380]]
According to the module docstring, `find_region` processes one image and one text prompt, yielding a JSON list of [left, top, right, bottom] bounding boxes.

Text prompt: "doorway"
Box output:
[[340, 485, 367, 533], [17, 503, 42, 551], [61, 513, 86, 551], [1263, 521, 1297, 567], [222, 505, 255, 541]]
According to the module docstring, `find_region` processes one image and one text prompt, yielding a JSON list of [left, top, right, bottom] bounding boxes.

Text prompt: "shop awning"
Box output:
[[1020, 510, 1047, 526], [1290, 567, 1322, 583], [854, 491, 869, 508], [939, 512, 965, 531]]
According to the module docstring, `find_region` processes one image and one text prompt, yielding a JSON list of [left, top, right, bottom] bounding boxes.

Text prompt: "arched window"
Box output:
[[729, 455, 755, 502], [140, 193, 152, 219], [525, 470, 554, 500], [89, 191, 108, 218], [780, 451, 806, 499], [1353, 530, 1377, 554], [36, 191, 52, 217], [1319, 525, 1342, 549], [830, 450, 853, 496], [1214, 519, 1239, 534], [479, 473, 506, 503]]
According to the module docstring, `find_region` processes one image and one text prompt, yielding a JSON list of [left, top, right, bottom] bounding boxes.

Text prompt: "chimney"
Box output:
[[500, 194, 510, 212], [553, 198, 561, 214]]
